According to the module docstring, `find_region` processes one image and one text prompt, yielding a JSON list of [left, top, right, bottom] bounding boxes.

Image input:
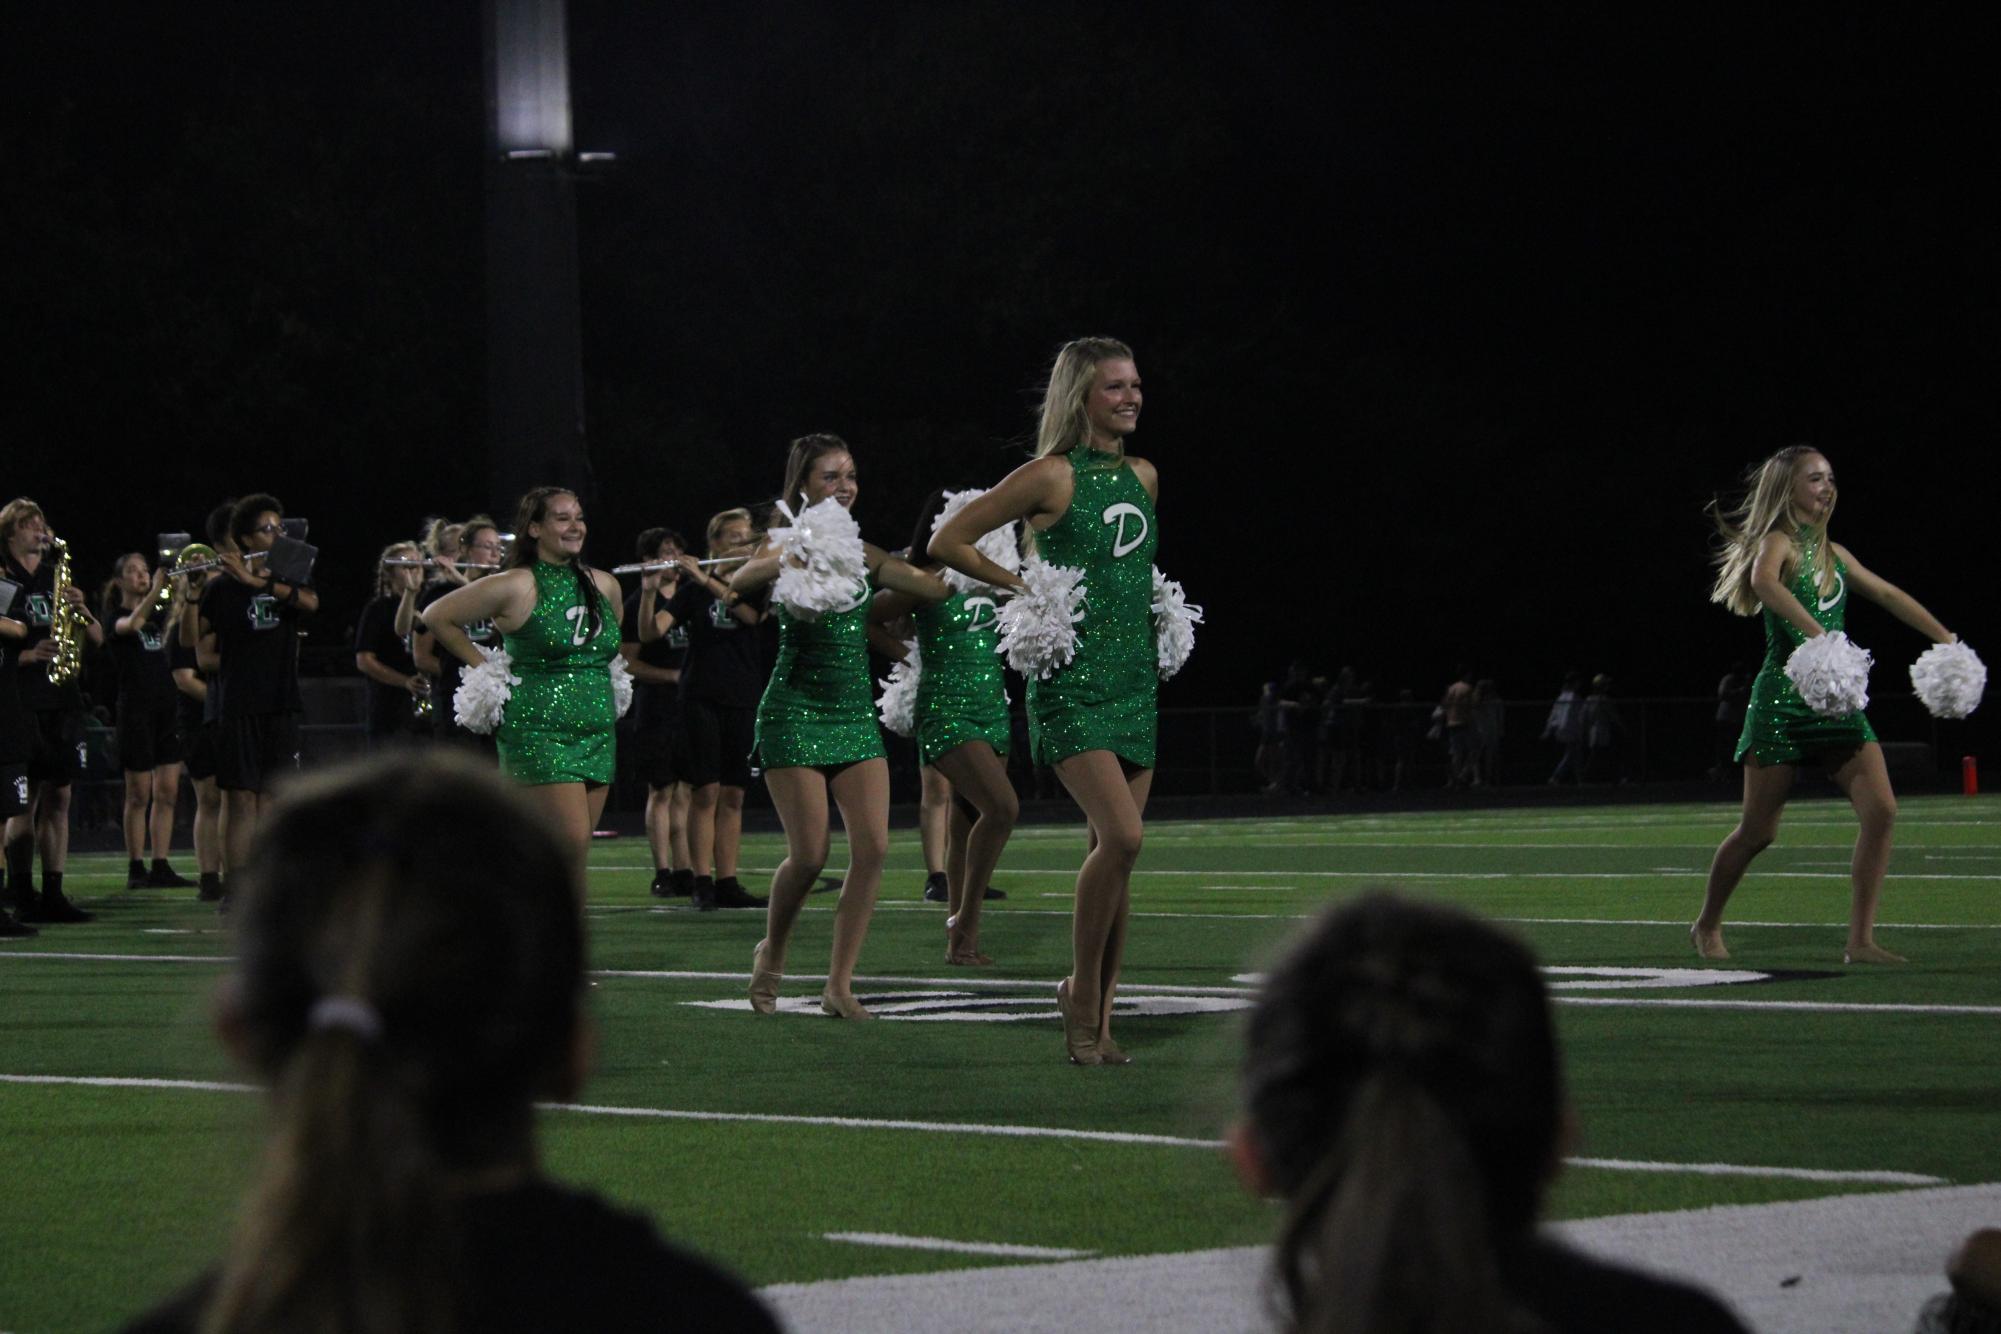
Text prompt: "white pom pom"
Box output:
[[995, 557, 1087, 680], [772, 495, 868, 620], [1910, 641, 1986, 719], [876, 641, 922, 737], [453, 647, 521, 735], [1151, 566, 1203, 681], [609, 653, 635, 720], [1784, 631, 1873, 717], [930, 488, 1021, 595]]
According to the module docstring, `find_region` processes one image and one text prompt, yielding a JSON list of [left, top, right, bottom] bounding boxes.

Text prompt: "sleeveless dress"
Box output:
[[754, 575, 885, 770], [1026, 448, 1158, 768], [497, 562, 618, 785], [1734, 532, 1877, 766], [914, 590, 1009, 767]]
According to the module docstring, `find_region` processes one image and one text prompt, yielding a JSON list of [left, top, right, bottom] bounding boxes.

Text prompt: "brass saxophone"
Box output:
[[45, 535, 84, 687]]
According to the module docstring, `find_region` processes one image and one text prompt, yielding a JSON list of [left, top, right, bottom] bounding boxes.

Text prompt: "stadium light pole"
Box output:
[[483, 0, 612, 515]]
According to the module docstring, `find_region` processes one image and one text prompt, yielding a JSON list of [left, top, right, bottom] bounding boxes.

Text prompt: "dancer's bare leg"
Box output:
[[825, 758, 890, 1007], [918, 763, 950, 878], [517, 782, 600, 895], [122, 771, 152, 863], [933, 742, 1018, 958], [1694, 759, 1794, 959], [1830, 742, 1902, 963], [1053, 751, 1147, 1060], [760, 767, 830, 974]]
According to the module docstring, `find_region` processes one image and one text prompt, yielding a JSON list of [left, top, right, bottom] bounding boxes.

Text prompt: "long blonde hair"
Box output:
[[1033, 337, 1134, 459], [1708, 445, 1836, 617]]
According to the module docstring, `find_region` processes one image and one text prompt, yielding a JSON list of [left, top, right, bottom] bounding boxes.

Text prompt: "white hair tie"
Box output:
[[308, 995, 383, 1042]]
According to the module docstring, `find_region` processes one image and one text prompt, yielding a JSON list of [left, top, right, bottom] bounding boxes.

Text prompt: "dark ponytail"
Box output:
[[1242, 894, 1561, 1334], [200, 753, 582, 1334]]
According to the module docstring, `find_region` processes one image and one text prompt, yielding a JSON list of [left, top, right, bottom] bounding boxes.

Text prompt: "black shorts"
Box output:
[[179, 721, 217, 782], [0, 763, 26, 819], [118, 697, 184, 772], [633, 712, 687, 789], [26, 709, 86, 786], [215, 713, 302, 794], [680, 699, 753, 788]]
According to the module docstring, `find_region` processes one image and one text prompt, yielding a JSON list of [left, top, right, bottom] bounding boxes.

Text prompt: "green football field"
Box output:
[[4, 795, 1999, 1332]]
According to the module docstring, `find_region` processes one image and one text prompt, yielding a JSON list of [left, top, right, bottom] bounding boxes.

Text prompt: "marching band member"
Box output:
[[1, 497, 105, 925], [197, 494, 318, 898], [640, 509, 769, 911], [353, 541, 430, 746], [104, 551, 192, 889], [622, 527, 696, 900]]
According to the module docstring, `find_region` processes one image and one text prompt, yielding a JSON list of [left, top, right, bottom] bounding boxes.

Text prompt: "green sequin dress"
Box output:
[[755, 576, 886, 770], [1026, 448, 1158, 768], [497, 561, 619, 786], [1735, 532, 1877, 766], [915, 590, 1010, 767]]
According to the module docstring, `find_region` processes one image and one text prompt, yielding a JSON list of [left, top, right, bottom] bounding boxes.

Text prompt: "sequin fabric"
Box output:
[[755, 575, 886, 769], [1735, 531, 1877, 765], [915, 590, 1010, 767], [497, 561, 618, 785], [1025, 449, 1158, 768]]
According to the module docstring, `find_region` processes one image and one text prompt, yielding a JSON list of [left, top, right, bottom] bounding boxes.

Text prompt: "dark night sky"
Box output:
[[4, 5, 1995, 724]]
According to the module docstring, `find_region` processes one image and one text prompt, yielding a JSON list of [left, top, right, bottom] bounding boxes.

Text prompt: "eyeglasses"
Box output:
[[253, 522, 282, 535]]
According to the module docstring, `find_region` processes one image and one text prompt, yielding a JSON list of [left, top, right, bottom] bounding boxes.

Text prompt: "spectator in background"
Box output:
[[1316, 666, 1359, 794], [1440, 664, 1475, 788], [1275, 659, 1316, 795], [1388, 687, 1422, 792], [120, 752, 778, 1334], [1543, 670, 1586, 785], [1230, 893, 1750, 1334], [1253, 680, 1281, 794], [1472, 678, 1505, 787], [1583, 674, 1626, 783]]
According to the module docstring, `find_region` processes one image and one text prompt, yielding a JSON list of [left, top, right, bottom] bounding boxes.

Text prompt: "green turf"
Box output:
[[3, 794, 1998, 1331]]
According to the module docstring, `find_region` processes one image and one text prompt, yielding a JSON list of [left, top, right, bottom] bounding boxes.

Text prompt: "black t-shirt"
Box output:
[[107, 599, 177, 713], [419, 577, 501, 735], [1506, 1236, 1751, 1334], [354, 594, 418, 730], [666, 582, 763, 708], [166, 633, 206, 732], [121, 1178, 780, 1334], [623, 588, 688, 726], [201, 578, 303, 719], [2, 555, 83, 712]]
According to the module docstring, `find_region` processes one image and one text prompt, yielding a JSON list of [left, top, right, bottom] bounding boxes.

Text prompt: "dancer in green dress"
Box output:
[[422, 487, 623, 879], [731, 435, 948, 1019], [1694, 446, 1958, 964], [931, 337, 1159, 1065], [873, 488, 1021, 965]]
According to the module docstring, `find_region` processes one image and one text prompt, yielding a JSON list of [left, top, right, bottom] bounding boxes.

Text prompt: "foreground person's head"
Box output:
[[209, 751, 585, 1331], [1234, 893, 1564, 1334]]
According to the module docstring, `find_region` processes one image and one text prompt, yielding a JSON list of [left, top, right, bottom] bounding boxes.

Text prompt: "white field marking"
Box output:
[[681, 994, 1250, 1022], [1559, 996, 2001, 1016], [1564, 1156, 1944, 1186], [0, 1074, 255, 1093], [600, 968, 1253, 996], [0, 951, 230, 963], [822, 1232, 1094, 1260], [1228, 968, 1779, 992], [0, 1074, 1954, 1190], [1497, 916, 2001, 931]]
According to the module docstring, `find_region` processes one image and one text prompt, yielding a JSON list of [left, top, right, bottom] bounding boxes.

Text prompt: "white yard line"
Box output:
[[0, 1074, 1959, 1188], [822, 1232, 1094, 1260]]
